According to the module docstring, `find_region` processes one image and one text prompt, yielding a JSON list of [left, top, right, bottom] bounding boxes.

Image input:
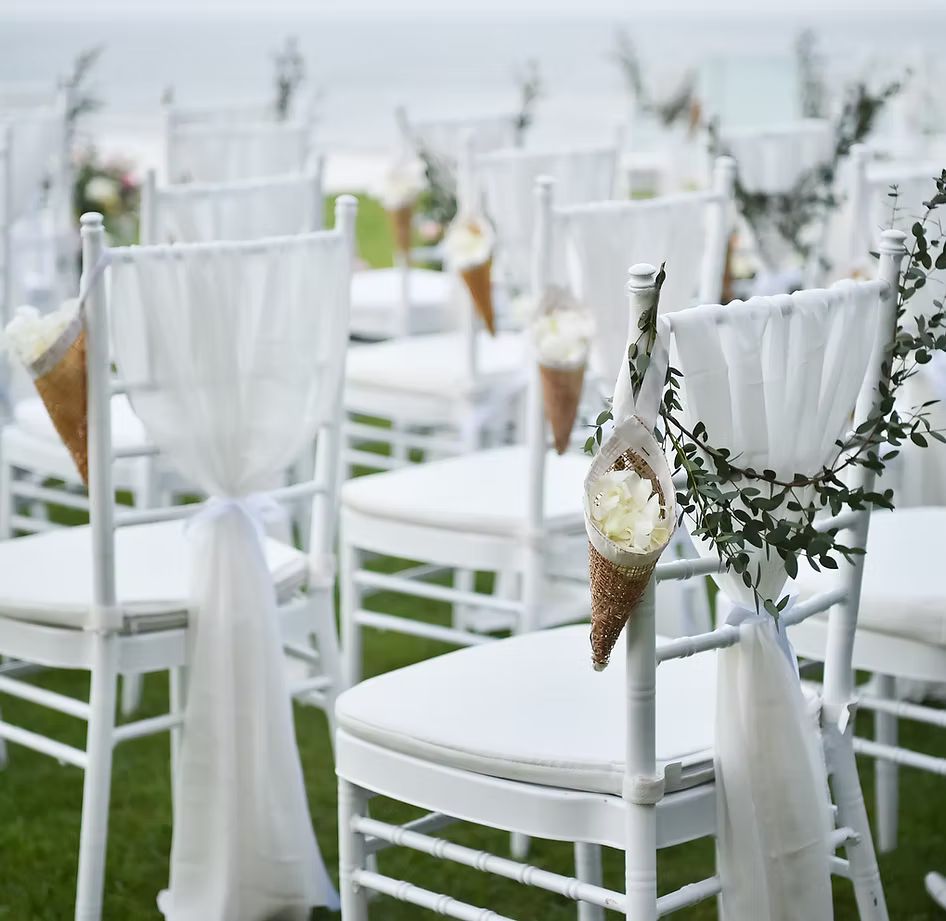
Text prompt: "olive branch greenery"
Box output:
[[612, 28, 697, 130], [585, 173, 946, 618], [707, 78, 903, 267]]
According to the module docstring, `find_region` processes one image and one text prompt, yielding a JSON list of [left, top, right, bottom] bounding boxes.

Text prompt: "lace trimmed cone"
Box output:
[[460, 259, 495, 335], [30, 316, 89, 484], [388, 203, 413, 257], [540, 362, 585, 454], [584, 416, 676, 671]]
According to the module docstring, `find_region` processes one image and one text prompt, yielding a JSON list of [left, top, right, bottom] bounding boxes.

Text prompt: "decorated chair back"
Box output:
[[76, 200, 355, 914], [397, 106, 517, 165], [476, 145, 619, 296], [611, 231, 906, 919], [140, 165, 324, 244], [164, 119, 313, 184], [534, 156, 736, 410]]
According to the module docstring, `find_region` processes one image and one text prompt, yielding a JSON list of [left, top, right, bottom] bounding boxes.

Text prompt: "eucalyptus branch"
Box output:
[[514, 59, 543, 146], [273, 36, 305, 120]]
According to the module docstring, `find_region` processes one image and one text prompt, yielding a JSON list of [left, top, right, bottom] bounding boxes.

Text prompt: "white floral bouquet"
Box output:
[[2, 300, 89, 482], [443, 215, 496, 335], [584, 420, 676, 670], [374, 156, 428, 257], [530, 287, 593, 453]]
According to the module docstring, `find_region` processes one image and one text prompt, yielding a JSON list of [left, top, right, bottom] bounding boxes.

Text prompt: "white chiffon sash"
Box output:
[[715, 597, 834, 921], [157, 501, 337, 921]]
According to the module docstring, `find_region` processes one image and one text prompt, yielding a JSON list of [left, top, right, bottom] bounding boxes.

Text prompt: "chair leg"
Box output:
[[624, 801, 658, 921], [874, 673, 899, 854], [0, 458, 13, 540], [74, 636, 119, 921], [310, 593, 345, 753], [120, 674, 143, 717], [0, 703, 7, 769], [340, 539, 364, 687], [338, 778, 370, 921], [574, 842, 605, 921], [452, 568, 476, 631], [826, 722, 890, 921], [168, 666, 188, 792]]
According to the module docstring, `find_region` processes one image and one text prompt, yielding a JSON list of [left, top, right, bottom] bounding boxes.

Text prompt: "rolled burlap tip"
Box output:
[[540, 362, 585, 454], [588, 542, 656, 670], [460, 259, 495, 336], [33, 326, 89, 484], [388, 203, 413, 256]]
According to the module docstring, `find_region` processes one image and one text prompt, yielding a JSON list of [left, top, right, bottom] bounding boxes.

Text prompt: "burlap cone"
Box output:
[[460, 259, 495, 335], [540, 362, 585, 454], [589, 544, 657, 670], [32, 325, 89, 484], [586, 447, 670, 671], [388, 203, 413, 257]]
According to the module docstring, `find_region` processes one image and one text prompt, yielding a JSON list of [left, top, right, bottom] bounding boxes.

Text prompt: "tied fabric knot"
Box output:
[[188, 493, 288, 543], [719, 590, 800, 678]]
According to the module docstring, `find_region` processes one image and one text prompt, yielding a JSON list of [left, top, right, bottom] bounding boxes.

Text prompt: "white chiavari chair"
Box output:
[[340, 161, 734, 686], [1, 166, 327, 541], [719, 118, 834, 292], [164, 117, 314, 184], [334, 231, 906, 921], [791, 157, 946, 857], [343, 144, 630, 474], [0, 200, 355, 920]]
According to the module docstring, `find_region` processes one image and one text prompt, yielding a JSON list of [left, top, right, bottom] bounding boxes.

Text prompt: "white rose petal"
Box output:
[[443, 216, 494, 269], [2, 299, 79, 367], [531, 289, 592, 368], [85, 176, 120, 206], [374, 157, 427, 210], [589, 468, 668, 553]]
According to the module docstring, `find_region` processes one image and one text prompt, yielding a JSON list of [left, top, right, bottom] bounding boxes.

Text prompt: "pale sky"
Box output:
[[5, 0, 945, 16]]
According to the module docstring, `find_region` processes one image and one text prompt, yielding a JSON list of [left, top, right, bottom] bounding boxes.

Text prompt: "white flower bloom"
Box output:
[[85, 176, 120, 207], [589, 468, 668, 553], [443, 216, 494, 270], [373, 157, 427, 210], [510, 293, 538, 325], [2, 299, 79, 367], [531, 289, 592, 368]]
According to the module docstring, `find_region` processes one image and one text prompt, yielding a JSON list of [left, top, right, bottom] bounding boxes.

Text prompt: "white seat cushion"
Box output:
[[342, 445, 588, 536], [337, 625, 716, 795], [793, 508, 946, 647], [345, 331, 525, 398], [350, 268, 456, 337], [14, 394, 147, 451], [0, 520, 308, 631]]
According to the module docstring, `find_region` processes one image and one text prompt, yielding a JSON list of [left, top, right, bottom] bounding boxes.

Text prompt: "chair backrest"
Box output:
[[621, 228, 906, 803], [140, 165, 324, 244], [398, 106, 517, 164], [475, 145, 620, 296], [844, 150, 942, 318], [718, 119, 833, 194], [164, 99, 279, 129], [164, 118, 313, 184], [78, 198, 356, 631], [545, 156, 736, 390]]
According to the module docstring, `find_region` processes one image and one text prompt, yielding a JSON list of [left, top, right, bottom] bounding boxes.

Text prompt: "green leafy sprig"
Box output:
[[273, 36, 305, 120], [586, 175, 946, 617], [709, 78, 903, 266]]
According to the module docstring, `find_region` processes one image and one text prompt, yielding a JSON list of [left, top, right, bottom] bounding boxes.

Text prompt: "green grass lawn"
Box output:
[[2, 201, 946, 919]]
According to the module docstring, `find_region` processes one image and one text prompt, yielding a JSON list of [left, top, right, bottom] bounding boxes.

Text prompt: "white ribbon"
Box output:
[[715, 593, 835, 921]]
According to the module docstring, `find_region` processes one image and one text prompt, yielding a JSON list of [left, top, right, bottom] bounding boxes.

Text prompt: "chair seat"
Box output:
[[793, 507, 946, 647], [345, 331, 525, 399], [350, 268, 456, 338], [336, 625, 716, 796], [342, 445, 588, 536], [14, 394, 147, 451], [0, 520, 308, 631]]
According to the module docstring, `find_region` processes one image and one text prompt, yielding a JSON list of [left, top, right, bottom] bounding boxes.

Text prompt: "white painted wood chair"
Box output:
[[163, 116, 314, 184], [340, 163, 734, 685], [790, 158, 946, 858], [719, 119, 834, 292], [334, 232, 906, 921], [343, 144, 647, 474], [0, 201, 355, 920], [0, 167, 326, 540]]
